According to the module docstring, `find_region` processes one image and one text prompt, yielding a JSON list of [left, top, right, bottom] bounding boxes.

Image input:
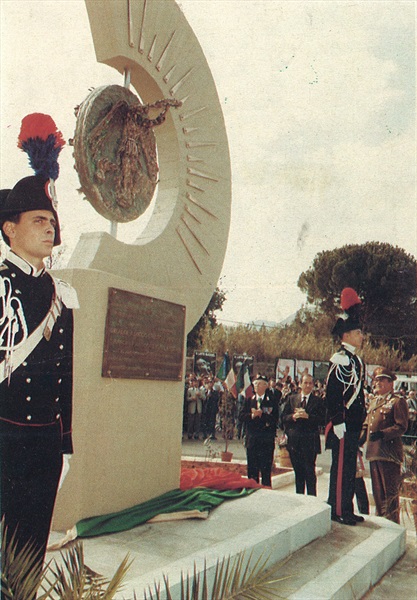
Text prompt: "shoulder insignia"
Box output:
[[0, 264, 8, 297], [330, 351, 350, 366], [52, 277, 80, 309]]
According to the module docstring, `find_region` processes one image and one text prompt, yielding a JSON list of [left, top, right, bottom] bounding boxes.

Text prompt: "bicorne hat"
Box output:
[[0, 113, 65, 247], [331, 287, 363, 338], [0, 177, 61, 246]]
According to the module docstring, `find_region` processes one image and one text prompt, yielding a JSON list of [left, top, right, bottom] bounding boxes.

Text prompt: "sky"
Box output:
[[1, 1, 416, 326]]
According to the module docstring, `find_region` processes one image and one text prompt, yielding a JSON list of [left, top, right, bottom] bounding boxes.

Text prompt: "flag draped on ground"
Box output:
[[47, 468, 261, 548]]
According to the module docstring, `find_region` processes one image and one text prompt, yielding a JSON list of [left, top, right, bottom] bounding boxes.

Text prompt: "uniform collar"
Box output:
[[374, 391, 393, 407], [6, 250, 45, 277], [342, 342, 357, 354]]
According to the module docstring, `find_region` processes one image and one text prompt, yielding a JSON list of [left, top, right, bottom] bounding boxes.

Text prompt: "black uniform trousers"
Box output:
[[1, 419, 63, 577], [246, 434, 275, 487], [327, 429, 360, 518]]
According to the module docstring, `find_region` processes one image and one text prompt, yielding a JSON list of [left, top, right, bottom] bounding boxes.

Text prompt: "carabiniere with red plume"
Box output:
[[0, 113, 78, 573]]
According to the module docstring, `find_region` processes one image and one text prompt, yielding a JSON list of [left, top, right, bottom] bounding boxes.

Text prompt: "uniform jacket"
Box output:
[[282, 392, 324, 455], [363, 392, 409, 464], [325, 345, 366, 433], [239, 390, 279, 448], [0, 253, 77, 453]]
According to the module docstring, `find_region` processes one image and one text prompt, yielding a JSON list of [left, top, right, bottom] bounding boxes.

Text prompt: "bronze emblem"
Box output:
[[71, 84, 181, 222]]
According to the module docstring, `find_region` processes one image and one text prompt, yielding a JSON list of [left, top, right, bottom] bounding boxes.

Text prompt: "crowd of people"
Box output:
[[183, 372, 416, 445], [183, 290, 414, 528]]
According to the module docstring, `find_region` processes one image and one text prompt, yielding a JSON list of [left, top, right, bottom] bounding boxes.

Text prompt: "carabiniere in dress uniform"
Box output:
[[0, 113, 79, 594]]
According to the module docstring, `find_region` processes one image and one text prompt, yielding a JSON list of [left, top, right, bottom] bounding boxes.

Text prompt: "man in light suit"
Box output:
[[282, 374, 325, 495]]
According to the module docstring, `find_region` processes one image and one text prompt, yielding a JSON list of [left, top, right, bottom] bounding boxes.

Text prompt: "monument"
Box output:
[[53, 0, 231, 530]]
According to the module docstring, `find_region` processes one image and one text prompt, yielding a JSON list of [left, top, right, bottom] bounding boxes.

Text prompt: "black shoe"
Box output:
[[351, 514, 365, 523], [331, 514, 356, 526]]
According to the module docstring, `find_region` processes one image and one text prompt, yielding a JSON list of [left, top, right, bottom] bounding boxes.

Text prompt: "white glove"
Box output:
[[333, 423, 346, 440], [58, 454, 72, 490]]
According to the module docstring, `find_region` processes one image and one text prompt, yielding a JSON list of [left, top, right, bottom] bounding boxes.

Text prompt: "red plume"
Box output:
[[17, 113, 65, 180], [340, 288, 361, 310], [17, 113, 65, 149]]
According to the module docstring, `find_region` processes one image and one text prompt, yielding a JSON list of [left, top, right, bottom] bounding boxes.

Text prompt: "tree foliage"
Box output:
[[200, 320, 410, 373], [187, 287, 227, 353], [297, 242, 417, 356]]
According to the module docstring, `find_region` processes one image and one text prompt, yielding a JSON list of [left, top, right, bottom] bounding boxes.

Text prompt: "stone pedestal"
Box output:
[[53, 267, 187, 530]]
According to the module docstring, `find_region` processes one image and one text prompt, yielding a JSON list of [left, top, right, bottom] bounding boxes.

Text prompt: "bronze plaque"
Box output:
[[102, 288, 186, 380]]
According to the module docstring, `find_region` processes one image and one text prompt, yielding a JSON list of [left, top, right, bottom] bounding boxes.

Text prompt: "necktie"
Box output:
[[301, 396, 307, 409]]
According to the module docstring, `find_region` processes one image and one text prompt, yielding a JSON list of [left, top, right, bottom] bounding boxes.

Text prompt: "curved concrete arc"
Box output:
[[68, 0, 232, 332]]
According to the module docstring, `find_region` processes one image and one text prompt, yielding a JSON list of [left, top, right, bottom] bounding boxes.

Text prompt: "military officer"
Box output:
[[0, 175, 78, 582], [325, 288, 367, 525], [362, 367, 408, 523]]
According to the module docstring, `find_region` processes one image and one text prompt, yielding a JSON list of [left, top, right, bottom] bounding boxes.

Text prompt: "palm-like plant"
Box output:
[[2, 527, 290, 599], [144, 551, 291, 600], [42, 542, 132, 599], [1, 527, 131, 600], [1, 527, 52, 600]]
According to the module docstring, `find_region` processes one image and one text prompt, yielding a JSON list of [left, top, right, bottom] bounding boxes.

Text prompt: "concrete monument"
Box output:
[[53, 0, 231, 529]]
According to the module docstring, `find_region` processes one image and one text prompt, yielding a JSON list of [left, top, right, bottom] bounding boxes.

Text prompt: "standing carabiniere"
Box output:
[[325, 288, 367, 526], [0, 114, 78, 595]]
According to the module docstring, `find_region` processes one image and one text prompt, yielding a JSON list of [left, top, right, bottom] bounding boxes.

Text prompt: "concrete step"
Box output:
[[265, 516, 406, 600], [48, 488, 406, 599], [123, 489, 331, 598]]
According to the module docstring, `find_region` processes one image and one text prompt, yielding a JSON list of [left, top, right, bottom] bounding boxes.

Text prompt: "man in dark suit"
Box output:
[[282, 374, 324, 496], [240, 375, 279, 487]]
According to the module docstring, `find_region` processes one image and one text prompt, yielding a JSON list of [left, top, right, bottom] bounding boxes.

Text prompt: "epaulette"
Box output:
[[329, 350, 350, 366], [0, 263, 8, 297], [52, 276, 80, 309]]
